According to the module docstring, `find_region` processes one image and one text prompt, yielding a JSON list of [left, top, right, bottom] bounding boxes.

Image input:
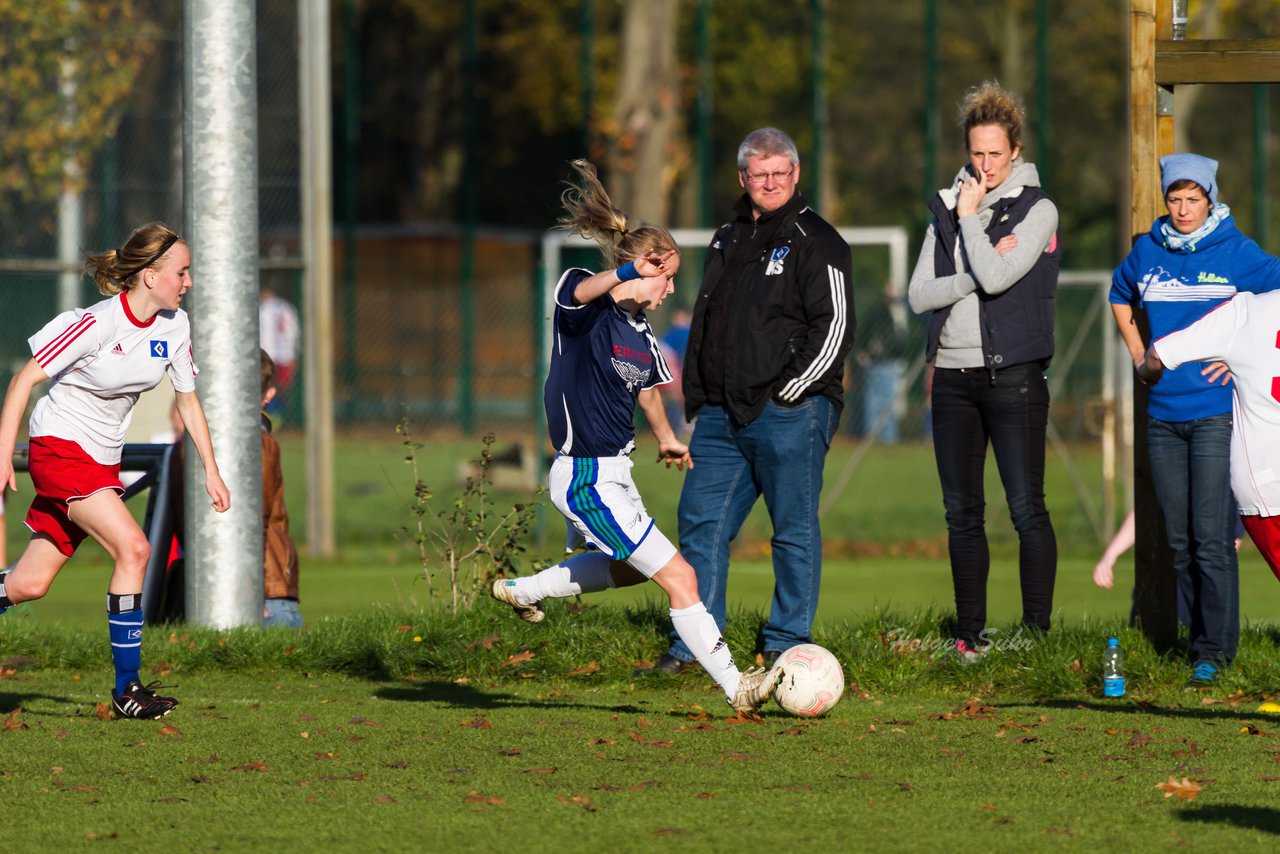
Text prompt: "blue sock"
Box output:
[[107, 593, 144, 694]]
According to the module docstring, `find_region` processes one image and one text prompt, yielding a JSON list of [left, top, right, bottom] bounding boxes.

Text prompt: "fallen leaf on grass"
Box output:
[[588, 737, 616, 746], [464, 791, 504, 805], [653, 829, 684, 837], [1156, 776, 1202, 801], [314, 752, 337, 760], [778, 728, 805, 736], [1172, 741, 1203, 757], [467, 633, 500, 651], [383, 761, 409, 769], [349, 717, 382, 727], [149, 662, 172, 677], [85, 832, 119, 841], [461, 718, 491, 729], [158, 724, 181, 737], [233, 762, 269, 772], [373, 795, 397, 804], [501, 650, 535, 667], [4, 709, 29, 731], [695, 792, 716, 799], [522, 767, 557, 775], [632, 659, 654, 671], [567, 661, 600, 677], [497, 748, 522, 756], [0, 666, 17, 681], [724, 711, 763, 725], [628, 732, 674, 748], [677, 723, 715, 732], [557, 794, 595, 811]]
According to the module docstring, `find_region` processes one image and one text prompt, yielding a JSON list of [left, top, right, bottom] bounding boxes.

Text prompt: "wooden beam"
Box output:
[[1157, 39, 1280, 84]]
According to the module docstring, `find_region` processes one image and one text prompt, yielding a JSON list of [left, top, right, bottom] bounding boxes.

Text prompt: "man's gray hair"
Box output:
[[737, 128, 800, 169]]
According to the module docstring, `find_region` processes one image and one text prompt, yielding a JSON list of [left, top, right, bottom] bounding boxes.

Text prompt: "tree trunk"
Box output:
[[608, 0, 681, 224]]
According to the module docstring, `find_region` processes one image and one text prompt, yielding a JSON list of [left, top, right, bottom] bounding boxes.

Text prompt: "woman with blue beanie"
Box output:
[[1110, 153, 1280, 689]]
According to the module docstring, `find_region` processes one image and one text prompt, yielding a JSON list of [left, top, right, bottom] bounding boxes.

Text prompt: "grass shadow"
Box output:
[[1000, 698, 1280, 724], [1177, 805, 1280, 834], [0, 688, 83, 717], [374, 680, 646, 715]]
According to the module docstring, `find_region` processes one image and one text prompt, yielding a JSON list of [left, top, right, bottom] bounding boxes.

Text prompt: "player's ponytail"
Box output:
[[558, 160, 677, 269], [85, 221, 183, 296]]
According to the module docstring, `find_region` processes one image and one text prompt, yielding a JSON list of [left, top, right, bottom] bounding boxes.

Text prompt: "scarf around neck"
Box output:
[[1161, 203, 1230, 252]]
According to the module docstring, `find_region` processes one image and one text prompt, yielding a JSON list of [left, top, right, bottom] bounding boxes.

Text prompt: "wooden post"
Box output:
[[1128, 4, 1280, 649], [1129, 0, 1179, 650]]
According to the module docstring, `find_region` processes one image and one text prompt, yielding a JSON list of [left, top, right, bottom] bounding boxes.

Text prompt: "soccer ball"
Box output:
[[772, 644, 844, 717]]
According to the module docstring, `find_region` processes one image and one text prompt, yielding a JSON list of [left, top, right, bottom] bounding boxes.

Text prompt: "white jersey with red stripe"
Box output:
[[27, 293, 197, 465], [1154, 290, 1280, 516]]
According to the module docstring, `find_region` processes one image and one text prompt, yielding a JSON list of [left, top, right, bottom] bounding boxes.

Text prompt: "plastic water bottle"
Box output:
[[1103, 637, 1125, 697]]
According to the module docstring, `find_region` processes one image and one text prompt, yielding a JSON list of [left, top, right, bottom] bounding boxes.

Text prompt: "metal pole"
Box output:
[[58, 4, 83, 315], [1255, 84, 1271, 246], [1035, 0, 1050, 191], [301, 0, 336, 556], [341, 0, 359, 403], [810, 0, 826, 212], [580, 0, 594, 157], [695, 0, 712, 227], [458, 0, 477, 431], [183, 0, 263, 628], [923, 0, 939, 203]]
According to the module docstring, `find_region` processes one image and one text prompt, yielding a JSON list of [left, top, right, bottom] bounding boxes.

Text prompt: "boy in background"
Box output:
[[260, 350, 302, 627]]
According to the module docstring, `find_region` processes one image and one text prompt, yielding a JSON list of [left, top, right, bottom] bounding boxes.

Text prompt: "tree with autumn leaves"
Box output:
[[0, 1, 158, 230]]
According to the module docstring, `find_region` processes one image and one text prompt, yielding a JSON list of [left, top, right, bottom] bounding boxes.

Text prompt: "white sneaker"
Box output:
[[729, 665, 780, 714], [490, 579, 544, 623]]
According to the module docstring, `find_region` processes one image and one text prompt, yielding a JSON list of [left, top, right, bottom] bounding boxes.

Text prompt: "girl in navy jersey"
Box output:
[[491, 160, 778, 714], [0, 222, 230, 719]]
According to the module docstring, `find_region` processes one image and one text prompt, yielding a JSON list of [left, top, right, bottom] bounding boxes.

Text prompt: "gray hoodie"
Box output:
[[908, 159, 1059, 369]]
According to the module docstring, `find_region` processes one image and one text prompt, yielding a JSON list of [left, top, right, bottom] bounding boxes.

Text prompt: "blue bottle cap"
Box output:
[[1107, 637, 1119, 647]]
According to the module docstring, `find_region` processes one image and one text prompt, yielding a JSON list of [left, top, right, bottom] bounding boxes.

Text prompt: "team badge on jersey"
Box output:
[[766, 246, 790, 276], [150, 340, 168, 358], [612, 357, 650, 392]]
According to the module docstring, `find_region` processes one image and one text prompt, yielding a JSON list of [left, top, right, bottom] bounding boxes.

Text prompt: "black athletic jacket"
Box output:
[[684, 192, 855, 426]]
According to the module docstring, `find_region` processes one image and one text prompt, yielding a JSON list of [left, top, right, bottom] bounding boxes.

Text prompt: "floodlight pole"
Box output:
[[183, 0, 264, 628], [301, 0, 337, 556]]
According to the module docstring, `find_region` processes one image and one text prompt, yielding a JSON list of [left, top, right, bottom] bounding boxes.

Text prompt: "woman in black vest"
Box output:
[[908, 81, 1062, 660]]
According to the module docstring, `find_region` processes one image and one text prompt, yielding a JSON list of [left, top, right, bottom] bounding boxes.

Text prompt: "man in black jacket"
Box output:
[[654, 128, 855, 674]]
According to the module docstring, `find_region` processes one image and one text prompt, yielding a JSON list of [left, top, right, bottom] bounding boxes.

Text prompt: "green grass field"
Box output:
[[4, 432, 1280, 849]]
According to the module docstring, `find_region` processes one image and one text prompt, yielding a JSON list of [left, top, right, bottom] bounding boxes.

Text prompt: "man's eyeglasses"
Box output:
[[741, 167, 795, 185]]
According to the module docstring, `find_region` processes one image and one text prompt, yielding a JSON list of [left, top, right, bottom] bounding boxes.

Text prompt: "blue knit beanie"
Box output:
[[1160, 153, 1218, 206]]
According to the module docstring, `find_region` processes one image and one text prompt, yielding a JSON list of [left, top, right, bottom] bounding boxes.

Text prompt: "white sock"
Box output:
[[670, 602, 739, 698], [509, 551, 615, 604]]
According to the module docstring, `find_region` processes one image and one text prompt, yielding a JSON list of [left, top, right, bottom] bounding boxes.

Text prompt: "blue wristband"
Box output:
[[616, 261, 640, 282]]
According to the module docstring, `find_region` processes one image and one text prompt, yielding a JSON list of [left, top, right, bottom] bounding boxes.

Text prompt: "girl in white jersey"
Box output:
[[490, 160, 779, 715], [0, 222, 230, 719]]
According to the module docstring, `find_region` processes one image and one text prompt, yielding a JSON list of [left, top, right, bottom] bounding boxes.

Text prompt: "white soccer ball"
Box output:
[[772, 644, 845, 717]]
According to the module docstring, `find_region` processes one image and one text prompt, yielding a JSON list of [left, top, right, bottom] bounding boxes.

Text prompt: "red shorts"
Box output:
[[25, 436, 123, 557], [1241, 514, 1280, 584]]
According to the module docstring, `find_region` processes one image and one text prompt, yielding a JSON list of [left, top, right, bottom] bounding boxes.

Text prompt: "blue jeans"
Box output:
[[1147, 414, 1238, 664], [666, 397, 839, 662], [263, 598, 304, 629], [931, 364, 1057, 645], [859, 360, 903, 443]]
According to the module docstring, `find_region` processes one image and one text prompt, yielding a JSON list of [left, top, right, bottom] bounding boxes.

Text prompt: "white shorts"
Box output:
[[548, 453, 676, 578]]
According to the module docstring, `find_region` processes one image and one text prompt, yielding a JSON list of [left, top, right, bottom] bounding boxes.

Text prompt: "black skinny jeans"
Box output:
[[931, 362, 1058, 645]]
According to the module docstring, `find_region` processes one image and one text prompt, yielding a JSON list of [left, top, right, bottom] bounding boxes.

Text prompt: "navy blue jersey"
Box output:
[[544, 268, 672, 457]]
